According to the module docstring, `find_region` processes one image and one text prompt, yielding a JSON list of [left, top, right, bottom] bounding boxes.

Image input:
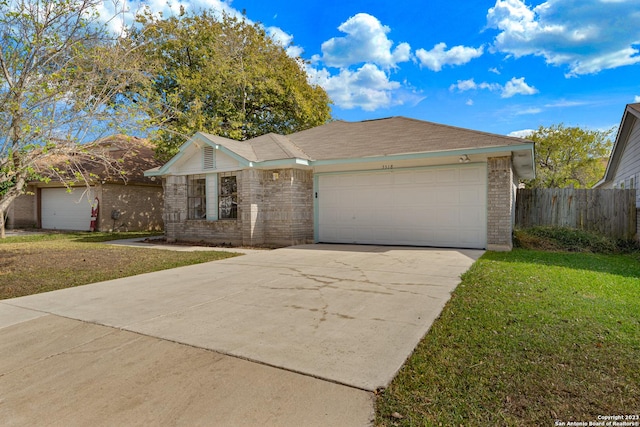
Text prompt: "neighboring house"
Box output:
[[595, 103, 640, 202], [7, 135, 164, 232], [146, 117, 535, 250], [594, 103, 640, 236]]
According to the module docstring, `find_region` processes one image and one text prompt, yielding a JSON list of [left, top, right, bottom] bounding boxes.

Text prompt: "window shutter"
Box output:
[[203, 146, 215, 169]]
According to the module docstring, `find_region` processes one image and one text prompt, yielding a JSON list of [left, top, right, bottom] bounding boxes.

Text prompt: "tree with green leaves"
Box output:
[[524, 124, 613, 189], [131, 10, 332, 160], [0, 0, 148, 237]]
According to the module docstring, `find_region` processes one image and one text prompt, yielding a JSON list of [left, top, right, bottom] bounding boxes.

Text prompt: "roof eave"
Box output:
[[309, 143, 534, 166], [253, 158, 311, 168]]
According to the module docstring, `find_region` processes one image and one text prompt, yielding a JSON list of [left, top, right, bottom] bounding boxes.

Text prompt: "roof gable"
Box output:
[[596, 103, 640, 186]]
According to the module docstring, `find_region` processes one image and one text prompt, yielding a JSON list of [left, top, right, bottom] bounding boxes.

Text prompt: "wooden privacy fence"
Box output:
[[515, 188, 637, 240]]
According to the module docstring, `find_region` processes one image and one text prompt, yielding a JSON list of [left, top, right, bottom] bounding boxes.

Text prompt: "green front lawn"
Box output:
[[0, 232, 240, 299], [376, 249, 640, 426]]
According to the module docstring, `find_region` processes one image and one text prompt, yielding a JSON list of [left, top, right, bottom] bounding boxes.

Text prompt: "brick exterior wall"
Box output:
[[240, 169, 265, 246], [261, 169, 313, 246], [7, 183, 163, 231], [487, 156, 515, 251], [6, 186, 37, 229], [164, 168, 314, 247], [98, 183, 164, 232]]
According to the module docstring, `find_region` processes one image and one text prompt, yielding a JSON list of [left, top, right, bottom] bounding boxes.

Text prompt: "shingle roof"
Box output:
[[199, 132, 258, 162], [199, 131, 313, 162], [38, 135, 162, 184], [246, 133, 312, 161], [201, 117, 531, 163], [286, 117, 529, 161]]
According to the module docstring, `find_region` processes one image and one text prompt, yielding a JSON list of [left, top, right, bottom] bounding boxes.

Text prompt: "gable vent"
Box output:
[[203, 146, 216, 169]]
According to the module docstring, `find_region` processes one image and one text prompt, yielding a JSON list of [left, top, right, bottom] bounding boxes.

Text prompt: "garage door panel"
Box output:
[[392, 187, 422, 205], [459, 188, 484, 203], [435, 188, 461, 205], [414, 170, 437, 184], [318, 165, 487, 249], [432, 208, 460, 227], [356, 188, 384, 206], [458, 209, 484, 227], [459, 167, 483, 182], [41, 188, 94, 231], [432, 227, 457, 243], [393, 171, 415, 185], [436, 169, 457, 183], [392, 209, 419, 226], [459, 229, 483, 247]]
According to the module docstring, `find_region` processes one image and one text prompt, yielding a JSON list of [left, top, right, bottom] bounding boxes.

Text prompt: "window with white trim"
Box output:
[[187, 174, 206, 219], [218, 172, 238, 219]]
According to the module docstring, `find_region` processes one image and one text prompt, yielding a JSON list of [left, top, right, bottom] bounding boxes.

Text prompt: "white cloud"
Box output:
[[267, 26, 304, 57], [450, 77, 537, 98], [501, 77, 538, 98], [543, 100, 587, 108], [508, 129, 535, 138], [449, 78, 499, 93], [489, 67, 501, 74], [634, 95, 640, 103], [96, 0, 305, 58], [307, 13, 423, 111], [515, 107, 543, 115], [318, 13, 412, 68], [307, 64, 402, 111], [450, 79, 478, 92], [486, 0, 640, 76], [415, 43, 484, 72], [466, 99, 474, 106]]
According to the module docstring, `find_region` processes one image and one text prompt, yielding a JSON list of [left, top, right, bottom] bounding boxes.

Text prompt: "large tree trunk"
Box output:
[[0, 186, 21, 239], [0, 208, 5, 239]]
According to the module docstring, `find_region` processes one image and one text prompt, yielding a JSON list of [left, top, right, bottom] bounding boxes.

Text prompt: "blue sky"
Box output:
[[112, 0, 640, 137]]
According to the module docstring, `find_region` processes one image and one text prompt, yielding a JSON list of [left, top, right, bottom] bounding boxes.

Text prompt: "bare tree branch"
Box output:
[[0, 0, 151, 237]]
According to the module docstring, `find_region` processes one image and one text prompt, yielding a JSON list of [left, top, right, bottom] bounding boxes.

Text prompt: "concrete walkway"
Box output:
[[0, 244, 482, 426]]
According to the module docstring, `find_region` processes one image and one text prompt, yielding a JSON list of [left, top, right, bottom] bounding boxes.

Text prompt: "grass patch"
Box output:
[[376, 249, 640, 426], [0, 232, 240, 299]]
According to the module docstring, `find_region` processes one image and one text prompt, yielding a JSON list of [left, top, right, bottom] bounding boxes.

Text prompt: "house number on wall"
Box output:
[[382, 164, 393, 169]]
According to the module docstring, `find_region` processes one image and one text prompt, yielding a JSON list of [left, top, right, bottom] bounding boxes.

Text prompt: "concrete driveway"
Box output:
[[0, 244, 482, 426]]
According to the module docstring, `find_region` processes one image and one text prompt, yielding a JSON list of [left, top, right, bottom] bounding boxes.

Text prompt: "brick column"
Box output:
[[163, 175, 187, 242], [241, 169, 265, 246], [487, 156, 514, 251]]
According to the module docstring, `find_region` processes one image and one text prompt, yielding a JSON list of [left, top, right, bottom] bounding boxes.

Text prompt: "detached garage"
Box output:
[[147, 117, 535, 251]]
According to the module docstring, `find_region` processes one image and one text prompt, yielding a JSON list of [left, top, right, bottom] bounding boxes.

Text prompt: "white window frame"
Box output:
[[187, 174, 207, 219]]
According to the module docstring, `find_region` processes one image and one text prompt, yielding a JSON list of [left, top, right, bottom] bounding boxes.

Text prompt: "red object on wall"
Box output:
[[90, 197, 99, 231]]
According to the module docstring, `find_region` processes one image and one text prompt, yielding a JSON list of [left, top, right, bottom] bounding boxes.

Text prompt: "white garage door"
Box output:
[[41, 187, 94, 231], [317, 165, 487, 249]]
